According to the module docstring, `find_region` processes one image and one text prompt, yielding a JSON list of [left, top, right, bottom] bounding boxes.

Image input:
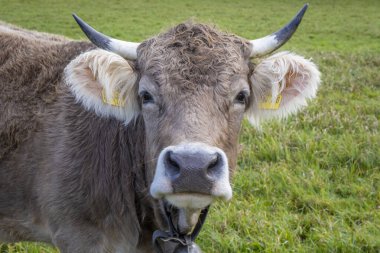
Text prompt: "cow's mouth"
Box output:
[[166, 193, 213, 210], [165, 194, 211, 234], [153, 200, 209, 253]]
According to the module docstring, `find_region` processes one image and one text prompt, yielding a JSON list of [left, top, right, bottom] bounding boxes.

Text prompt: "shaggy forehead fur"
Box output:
[[137, 22, 252, 89]]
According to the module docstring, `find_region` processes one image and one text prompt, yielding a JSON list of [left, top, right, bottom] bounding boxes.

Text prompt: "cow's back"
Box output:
[[0, 23, 92, 160]]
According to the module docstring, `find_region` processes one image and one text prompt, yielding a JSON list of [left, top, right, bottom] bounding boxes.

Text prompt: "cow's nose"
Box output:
[[165, 150, 222, 180], [164, 149, 224, 194], [150, 142, 232, 207]]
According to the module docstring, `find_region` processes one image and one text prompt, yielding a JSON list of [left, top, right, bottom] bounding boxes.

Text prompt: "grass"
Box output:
[[0, 0, 379, 252]]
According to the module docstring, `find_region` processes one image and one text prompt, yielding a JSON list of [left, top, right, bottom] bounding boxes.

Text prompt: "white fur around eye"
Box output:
[[247, 51, 321, 126], [64, 49, 139, 124]]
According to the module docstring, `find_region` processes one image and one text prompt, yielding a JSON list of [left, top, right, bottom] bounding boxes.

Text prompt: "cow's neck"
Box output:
[[111, 115, 167, 249], [55, 101, 160, 246]]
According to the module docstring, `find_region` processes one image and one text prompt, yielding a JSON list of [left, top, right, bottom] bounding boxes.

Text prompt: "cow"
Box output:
[[0, 4, 320, 253]]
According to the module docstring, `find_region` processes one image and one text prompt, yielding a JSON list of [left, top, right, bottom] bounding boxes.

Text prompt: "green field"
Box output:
[[0, 0, 379, 252]]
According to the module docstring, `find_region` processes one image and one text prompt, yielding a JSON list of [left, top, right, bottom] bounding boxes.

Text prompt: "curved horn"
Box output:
[[250, 4, 308, 58], [72, 14, 139, 60]]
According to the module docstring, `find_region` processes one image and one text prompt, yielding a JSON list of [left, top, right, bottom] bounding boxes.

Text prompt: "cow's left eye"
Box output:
[[234, 91, 248, 105]]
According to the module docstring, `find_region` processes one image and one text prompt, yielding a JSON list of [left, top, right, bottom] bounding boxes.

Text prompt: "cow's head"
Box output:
[[65, 4, 320, 234]]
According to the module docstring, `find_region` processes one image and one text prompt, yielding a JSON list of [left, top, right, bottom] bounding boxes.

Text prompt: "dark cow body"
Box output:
[[0, 6, 320, 252]]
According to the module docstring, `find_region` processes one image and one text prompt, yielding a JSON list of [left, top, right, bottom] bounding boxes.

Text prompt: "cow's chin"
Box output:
[[165, 194, 213, 235], [166, 193, 213, 209]]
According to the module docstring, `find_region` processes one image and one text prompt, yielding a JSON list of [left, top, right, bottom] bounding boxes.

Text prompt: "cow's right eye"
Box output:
[[140, 91, 154, 104], [234, 91, 248, 105]]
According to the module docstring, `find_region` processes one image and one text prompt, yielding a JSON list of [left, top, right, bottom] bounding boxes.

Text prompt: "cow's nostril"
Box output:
[[165, 151, 181, 178], [206, 153, 222, 178]]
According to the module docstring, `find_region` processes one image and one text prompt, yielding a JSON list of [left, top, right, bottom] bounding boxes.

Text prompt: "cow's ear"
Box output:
[[65, 49, 139, 124], [246, 52, 321, 126]]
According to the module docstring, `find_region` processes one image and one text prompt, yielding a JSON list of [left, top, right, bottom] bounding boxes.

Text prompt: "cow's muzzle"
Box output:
[[150, 142, 232, 209]]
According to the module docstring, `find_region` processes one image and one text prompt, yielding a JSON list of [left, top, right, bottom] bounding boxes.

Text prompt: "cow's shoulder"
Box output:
[[0, 23, 94, 160]]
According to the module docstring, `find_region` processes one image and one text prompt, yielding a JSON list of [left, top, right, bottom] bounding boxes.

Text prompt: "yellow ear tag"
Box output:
[[259, 94, 282, 110], [102, 89, 126, 107]]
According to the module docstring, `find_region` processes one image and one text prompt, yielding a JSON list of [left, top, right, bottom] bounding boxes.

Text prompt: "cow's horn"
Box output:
[[249, 4, 308, 58], [72, 14, 139, 60]]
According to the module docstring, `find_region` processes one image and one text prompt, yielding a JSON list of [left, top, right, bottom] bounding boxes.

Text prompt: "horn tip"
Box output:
[[273, 4, 309, 43], [249, 4, 310, 58], [72, 13, 80, 22], [72, 13, 86, 31], [300, 3, 309, 16], [71, 13, 111, 51], [295, 4, 309, 21]]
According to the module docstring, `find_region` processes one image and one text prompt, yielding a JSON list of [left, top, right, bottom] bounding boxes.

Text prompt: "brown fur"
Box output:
[[0, 21, 254, 252], [0, 23, 154, 251], [0, 24, 91, 160], [137, 22, 252, 178]]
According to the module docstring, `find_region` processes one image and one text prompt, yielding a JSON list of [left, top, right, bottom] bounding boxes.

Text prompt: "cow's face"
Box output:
[[66, 5, 320, 233], [137, 24, 252, 211]]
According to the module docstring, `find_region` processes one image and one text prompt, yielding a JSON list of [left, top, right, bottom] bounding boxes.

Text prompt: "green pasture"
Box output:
[[0, 0, 379, 252]]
